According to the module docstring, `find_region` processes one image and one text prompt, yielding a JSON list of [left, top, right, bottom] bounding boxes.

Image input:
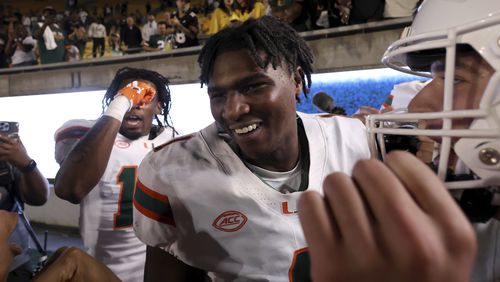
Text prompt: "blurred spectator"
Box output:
[[120, 1, 129, 15], [141, 13, 158, 42], [88, 17, 106, 58], [79, 8, 89, 26], [66, 0, 78, 11], [104, 15, 119, 35], [314, 0, 344, 28], [270, 0, 309, 31], [349, 0, 384, 24], [63, 10, 83, 36], [143, 21, 173, 52], [134, 9, 144, 25], [114, 2, 121, 16], [104, 2, 113, 17], [0, 37, 9, 68], [90, 6, 99, 20], [200, 14, 212, 35], [64, 43, 80, 61], [383, 0, 420, 18], [21, 14, 32, 34], [120, 16, 142, 53], [5, 23, 37, 67], [33, 6, 66, 64], [167, 0, 199, 48], [315, 4, 330, 28], [234, 0, 266, 21], [11, 12, 23, 25], [208, 0, 240, 35], [108, 32, 123, 56], [201, 0, 218, 16], [67, 23, 87, 58], [146, 1, 152, 14]]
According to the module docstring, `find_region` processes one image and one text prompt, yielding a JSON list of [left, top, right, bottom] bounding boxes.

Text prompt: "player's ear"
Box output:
[[293, 67, 304, 100], [154, 101, 162, 115]]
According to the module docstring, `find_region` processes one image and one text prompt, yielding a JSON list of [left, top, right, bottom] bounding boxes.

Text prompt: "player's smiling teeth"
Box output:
[[234, 124, 258, 134]]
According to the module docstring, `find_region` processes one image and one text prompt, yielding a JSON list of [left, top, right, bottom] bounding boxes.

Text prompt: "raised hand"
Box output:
[[299, 151, 477, 282], [117, 80, 157, 107], [0, 135, 31, 169]]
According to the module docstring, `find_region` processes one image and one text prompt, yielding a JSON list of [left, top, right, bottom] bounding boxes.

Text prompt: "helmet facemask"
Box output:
[[369, 0, 500, 222]]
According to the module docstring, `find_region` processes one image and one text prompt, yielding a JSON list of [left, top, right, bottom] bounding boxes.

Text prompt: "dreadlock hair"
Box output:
[[102, 67, 175, 131], [198, 15, 314, 98]]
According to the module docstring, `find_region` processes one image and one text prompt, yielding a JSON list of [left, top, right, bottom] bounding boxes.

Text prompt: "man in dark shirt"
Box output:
[[120, 16, 142, 53], [167, 0, 199, 48]]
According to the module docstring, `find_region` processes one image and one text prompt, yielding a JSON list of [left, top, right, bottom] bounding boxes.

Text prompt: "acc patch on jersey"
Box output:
[[212, 210, 248, 232]]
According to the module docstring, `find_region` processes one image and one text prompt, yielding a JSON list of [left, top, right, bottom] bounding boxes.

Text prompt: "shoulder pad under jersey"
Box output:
[[153, 133, 195, 152]]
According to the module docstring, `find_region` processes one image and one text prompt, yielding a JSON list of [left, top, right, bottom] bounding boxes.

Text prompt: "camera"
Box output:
[[0, 121, 19, 139]]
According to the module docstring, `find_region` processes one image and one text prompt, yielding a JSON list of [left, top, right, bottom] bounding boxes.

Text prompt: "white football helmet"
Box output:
[[367, 0, 500, 221]]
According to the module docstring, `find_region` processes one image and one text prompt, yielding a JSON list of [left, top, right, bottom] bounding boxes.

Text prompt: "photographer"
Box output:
[[5, 23, 37, 67], [0, 126, 49, 281], [0, 211, 120, 282]]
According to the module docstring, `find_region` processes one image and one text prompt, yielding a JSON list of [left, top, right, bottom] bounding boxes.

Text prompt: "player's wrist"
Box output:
[[19, 159, 37, 173], [102, 95, 132, 122]]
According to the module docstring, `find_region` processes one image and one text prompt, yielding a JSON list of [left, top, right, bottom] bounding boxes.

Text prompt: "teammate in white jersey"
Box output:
[[133, 16, 370, 281], [53, 67, 177, 282]]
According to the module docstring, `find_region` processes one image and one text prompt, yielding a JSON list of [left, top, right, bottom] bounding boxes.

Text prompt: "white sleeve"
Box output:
[[22, 36, 35, 46], [87, 24, 93, 37], [133, 151, 179, 252], [54, 119, 94, 165]]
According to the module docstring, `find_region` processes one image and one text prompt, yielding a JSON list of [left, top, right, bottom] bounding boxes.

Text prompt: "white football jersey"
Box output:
[[381, 80, 429, 111], [54, 119, 175, 282], [471, 219, 500, 282], [133, 113, 370, 281]]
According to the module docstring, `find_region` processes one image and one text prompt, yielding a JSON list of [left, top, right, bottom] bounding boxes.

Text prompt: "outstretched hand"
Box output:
[[298, 151, 477, 282], [117, 81, 157, 108]]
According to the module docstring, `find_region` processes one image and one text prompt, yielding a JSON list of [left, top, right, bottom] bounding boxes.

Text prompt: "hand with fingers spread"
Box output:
[[298, 151, 477, 282], [117, 80, 157, 108]]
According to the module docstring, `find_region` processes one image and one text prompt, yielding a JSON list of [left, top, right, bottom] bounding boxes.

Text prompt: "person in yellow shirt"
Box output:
[[234, 0, 266, 21], [208, 0, 241, 35]]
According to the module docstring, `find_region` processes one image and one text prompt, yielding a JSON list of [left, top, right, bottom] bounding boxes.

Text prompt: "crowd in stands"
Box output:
[[0, 0, 419, 68]]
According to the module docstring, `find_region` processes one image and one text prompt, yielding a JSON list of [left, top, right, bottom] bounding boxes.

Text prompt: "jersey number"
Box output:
[[289, 248, 311, 282], [113, 166, 137, 229]]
